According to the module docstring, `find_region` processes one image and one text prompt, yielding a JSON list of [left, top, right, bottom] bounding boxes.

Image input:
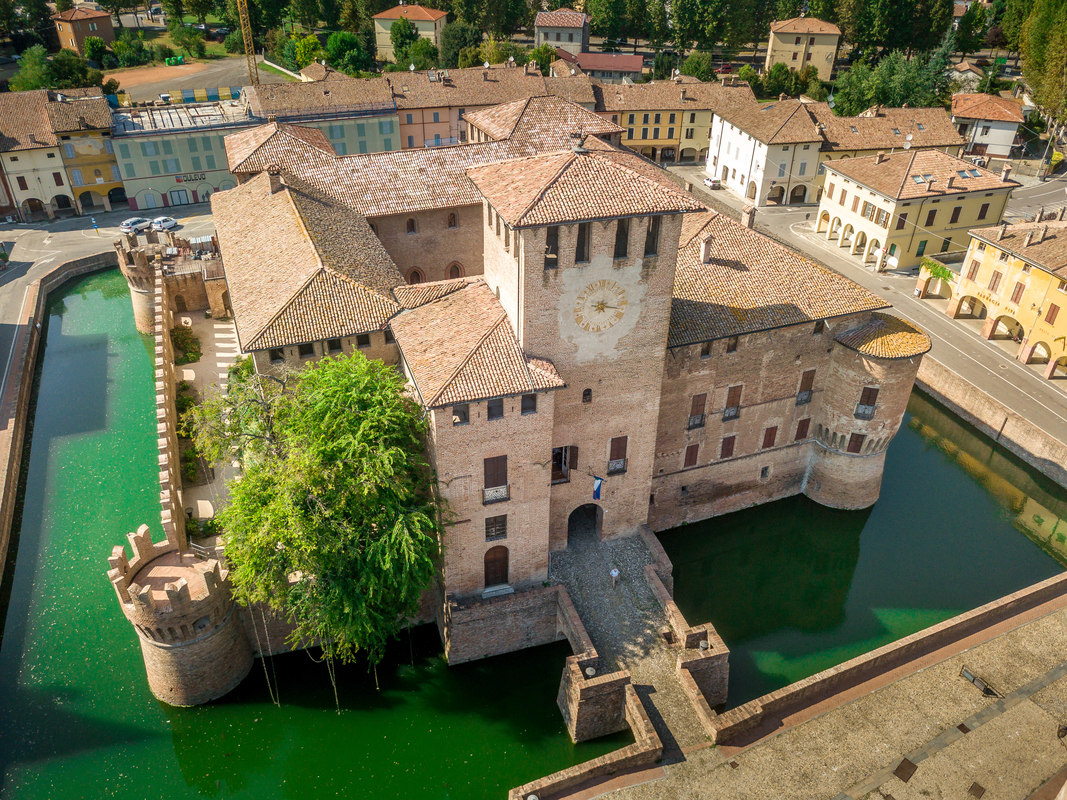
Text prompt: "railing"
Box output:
[[796, 390, 812, 406], [424, 136, 460, 148], [482, 484, 510, 504], [607, 458, 626, 476], [687, 414, 705, 429], [722, 406, 739, 421], [854, 404, 876, 420]]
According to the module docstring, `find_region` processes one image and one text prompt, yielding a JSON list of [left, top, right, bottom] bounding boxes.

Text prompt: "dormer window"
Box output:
[[912, 175, 925, 184]]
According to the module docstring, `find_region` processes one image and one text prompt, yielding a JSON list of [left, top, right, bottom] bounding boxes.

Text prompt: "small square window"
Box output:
[[384, 329, 395, 344], [327, 338, 342, 354], [488, 398, 504, 420], [298, 343, 315, 359], [521, 394, 537, 415], [269, 348, 285, 364], [725, 336, 738, 353], [356, 333, 371, 349], [700, 342, 711, 359], [485, 514, 507, 541], [452, 404, 469, 426]]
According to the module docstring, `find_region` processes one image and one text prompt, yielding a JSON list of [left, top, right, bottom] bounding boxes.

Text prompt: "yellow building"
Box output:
[[817, 149, 1018, 270], [47, 94, 125, 214], [372, 3, 447, 63], [924, 216, 1067, 380], [765, 17, 841, 82]]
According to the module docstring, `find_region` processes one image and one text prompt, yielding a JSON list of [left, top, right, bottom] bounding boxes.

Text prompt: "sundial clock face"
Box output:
[[573, 280, 629, 333]]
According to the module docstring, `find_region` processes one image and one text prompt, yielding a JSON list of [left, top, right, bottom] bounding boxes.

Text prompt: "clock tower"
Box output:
[[467, 141, 705, 548]]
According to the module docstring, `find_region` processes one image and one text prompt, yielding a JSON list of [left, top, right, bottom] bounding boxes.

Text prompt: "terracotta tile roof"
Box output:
[[834, 312, 931, 359], [544, 74, 595, 106], [391, 280, 564, 407], [385, 65, 546, 111], [393, 277, 470, 307], [824, 149, 1019, 200], [299, 63, 352, 82], [770, 16, 841, 34], [0, 90, 58, 151], [45, 95, 113, 132], [244, 77, 395, 116], [535, 7, 589, 27], [951, 92, 1025, 124], [372, 4, 447, 20], [970, 220, 1067, 279], [667, 211, 888, 346], [51, 86, 107, 98], [225, 121, 336, 174], [809, 104, 965, 151], [465, 95, 620, 142], [954, 62, 986, 77], [549, 57, 585, 78], [711, 98, 823, 144], [466, 145, 704, 227], [575, 52, 643, 73], [593, 79, 756, 113], [52, 7, 111, 19], [211, 171, 403, 351]]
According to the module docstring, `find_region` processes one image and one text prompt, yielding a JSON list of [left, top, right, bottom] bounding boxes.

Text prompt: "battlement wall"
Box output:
[[152, 271, 186, 552]]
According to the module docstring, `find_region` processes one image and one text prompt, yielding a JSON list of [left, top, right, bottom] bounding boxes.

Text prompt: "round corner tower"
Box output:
[[107, 524, 253, 706], [114, 235, 158, 334], [806, 312, 932, 510]]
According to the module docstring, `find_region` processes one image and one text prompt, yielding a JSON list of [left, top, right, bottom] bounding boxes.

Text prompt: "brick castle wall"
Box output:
[[371, 205, 484, 283]]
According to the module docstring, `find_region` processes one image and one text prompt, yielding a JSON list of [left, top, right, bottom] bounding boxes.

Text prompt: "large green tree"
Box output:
[[440, 20, 482, 68], [956, 0, 988, 59], [390, 16, 419, 61], [187, 354, 442, 667], [9, 44, 49, 90], [1020, 0, 1067, 120], [10, 44, 110, 91], [680, 50, 718, 81], [586, 0, 626, 40]]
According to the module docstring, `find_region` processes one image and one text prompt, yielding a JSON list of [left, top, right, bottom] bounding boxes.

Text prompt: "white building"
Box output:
[[951, 93, 1025, 159], [534, 8, 590, 56]]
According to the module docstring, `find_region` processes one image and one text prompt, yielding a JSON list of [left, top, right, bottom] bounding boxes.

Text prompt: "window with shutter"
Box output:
[[896, 212, 907, 231], [71, 169, 83, 186], [63, 143, 74, 158], [856, 387, 878, 419], [797, 369, 815, 405], [795, 418, 810, 440], [483, 456, 508, 503], [847, 433, 866, 453], [852, 196, 859, 213], [925, 209, 937, 226], [53, 172, 64, 186], [978, 203, 989, 220], [724, 385, 742, 420], [950, 206, 961, 223], [1048, 304, 1060, 325], [1011, 282, 1025, 304], [684, 444, 699, 468], [762, 427, 777, 449], [608, 437, 627, 474], [688, 394, 706, 429], [988, 271, 1002, 293], [967, 260, 980, 281], [720, 436, 735, 459], [485, 515, 507, 541]]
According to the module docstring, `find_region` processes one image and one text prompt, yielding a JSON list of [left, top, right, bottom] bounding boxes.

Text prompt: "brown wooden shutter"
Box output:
[[847, 433, 866, 453], [690, 394, 707, 417], [988, 271, 1002, 293], [484, 545, 509, 586], [978, 202, 989, 220], [795, 418, 810, 440], [684, 444, 699, 468], [720, 436, 735, 459], [851, 196, 859, 212], [950, 206, 961, 223], [726, 385, 743, 408], [859, 387, 879, 406], [799, 370, 815, 393], [483, 455, 507, 488], [896, 213, 907, 231], [967, 260, 980, 280], [925, 209, 937, 226], [1048, 304, 1060, 325], [762, 427, 777, 449], [570, 445, 578, 471], [610, 436, 628, 460], [1011, 282, 1025, 304]]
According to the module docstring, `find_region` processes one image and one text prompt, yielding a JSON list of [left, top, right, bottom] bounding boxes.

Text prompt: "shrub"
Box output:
[[152, 43, 175, 61], [738, 64, 759, 86], [84, 35, 108, 63], [102, 54, 119, 69], [224, 30, 243, 54], [182, 456, 197, 483], [170, 325, 202, 365]]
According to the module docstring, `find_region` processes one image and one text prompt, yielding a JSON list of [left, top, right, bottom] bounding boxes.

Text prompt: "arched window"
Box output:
[[582, 388, 592, 403], [406, 218, 416, 234], [447, 212, 457, 229], [407, 268, 424, 284], [448, 262, 464, 280], [484, 545, 509, 587]]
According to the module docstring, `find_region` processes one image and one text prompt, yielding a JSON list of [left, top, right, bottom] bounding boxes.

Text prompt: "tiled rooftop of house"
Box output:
[[574, 52, 643, 73], [667, 211, 888, 347], [372, 4, 447, 20], [390, 280, 565, 407], [824, 148, 1019, 200], [245, 77, 395, 116], [592, 79, 757, 113], [769, 15, 841, 34], [385, 64, 546, 111], [465, 95, 620, 142], [713, 98, 822, 144], [52, 7, 111, 20], [811, 104, 965, 151], [45, 95, 113, 133], [951, 92, 1026, 123], [834, 312, 932, 359], [299, 62, 353, 82], [971, 220, 1067, 278], [467, 144, 704, 227], [544, 74, 595, 106], [0, 90, 58, 151], [211, 170, 403, 351], [549, 57, 585, 78], [534, 8, 589, 27], [225, 120, 336, 174]]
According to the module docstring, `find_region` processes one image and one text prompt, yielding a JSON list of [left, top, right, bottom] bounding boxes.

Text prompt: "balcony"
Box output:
[[607, 458, 627, 476], [722, 406, 739, 421], [796, 390, 812, 406], [482, 484, 510, 504], [687, 414, 705, 430], [854, 404, 876, 420]]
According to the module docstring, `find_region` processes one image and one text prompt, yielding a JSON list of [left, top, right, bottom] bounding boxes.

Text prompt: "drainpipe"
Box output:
[[746, 139, 758, 203]]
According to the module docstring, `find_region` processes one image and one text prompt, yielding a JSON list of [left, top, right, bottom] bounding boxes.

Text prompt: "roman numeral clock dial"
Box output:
[[573, 280, 628, 333]]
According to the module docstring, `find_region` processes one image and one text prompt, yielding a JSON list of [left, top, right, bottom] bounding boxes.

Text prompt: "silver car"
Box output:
[[151, 216, 178, 231], [119, 217, 151, 233]]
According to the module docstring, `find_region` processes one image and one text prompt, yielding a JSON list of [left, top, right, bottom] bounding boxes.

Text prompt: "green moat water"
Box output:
[[660, 391, 1067, 707], [0, 271, 628, 799]]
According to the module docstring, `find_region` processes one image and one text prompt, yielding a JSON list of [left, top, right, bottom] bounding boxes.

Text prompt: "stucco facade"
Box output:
[[372, 4, 447, 63], [765, 17, 841, 82], [59, 129, 124, 214], [1, 147, 75, 220]]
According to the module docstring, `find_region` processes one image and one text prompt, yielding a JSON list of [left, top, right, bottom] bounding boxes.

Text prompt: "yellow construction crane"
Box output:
[[237, 0, 259, 85]]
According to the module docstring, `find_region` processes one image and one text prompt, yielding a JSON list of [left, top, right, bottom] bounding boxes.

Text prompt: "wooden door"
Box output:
[[484, 546, 509, 587]]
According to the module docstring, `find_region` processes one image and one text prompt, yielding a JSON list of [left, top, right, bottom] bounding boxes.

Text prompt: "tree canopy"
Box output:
[[10, 45, 118, 92], [680, 50, 719, 82], [1020, 0, 1067, 120], [440, 21, 483, 68], [186, 354, 442, 666], [390, 17, 420, 63], [830, 31, 955, 114]]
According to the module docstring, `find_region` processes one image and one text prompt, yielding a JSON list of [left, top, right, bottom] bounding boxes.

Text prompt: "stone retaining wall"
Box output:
[[709, 569, 1067, 744], [0, 252, 118, 595], [916, 356, 1067, 489]]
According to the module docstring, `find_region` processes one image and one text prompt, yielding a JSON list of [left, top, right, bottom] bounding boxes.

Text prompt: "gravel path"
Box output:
[[550, 509, 708, 756]]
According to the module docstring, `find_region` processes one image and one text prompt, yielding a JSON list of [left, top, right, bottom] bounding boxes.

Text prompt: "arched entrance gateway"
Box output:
[[567, 503, 603, 547]]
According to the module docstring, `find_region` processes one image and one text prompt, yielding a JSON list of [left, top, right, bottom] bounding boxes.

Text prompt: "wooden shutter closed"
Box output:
[[690, 394, 707, 417], [684, 444, 699, 468], [847, 433, 866, 453], [484, 546, 509, 586], [610, 436, 628, 460], [726, 385, 743, 408], [570, 445, 578, 471], [799, 370, 815, 393], [1011, 282, 1025, 304], [795, 418, 810, 440], [762, 427, 777, 449], [988, 271, 1002, 293], [720, 436, 735, 459], [1048, 304, 1060, 325], [859, 387, 879, 406], [483, 455, 507, 488]]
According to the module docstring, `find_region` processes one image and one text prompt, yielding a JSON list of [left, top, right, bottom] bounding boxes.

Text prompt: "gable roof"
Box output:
[[372, 4, 447, 20], [466, 145, 704, 227], [970, 220, 1067, 279], [824, 148, 1019, 200], [574, 52, 643, 73], [535, 8, 589, 27], [465, 94, 620, 142], [299, 62, 353, 82], [713, 98, 822, 144], [809, 104, 965, 151], [593, 79, 757, 113], [668, 211, 888, 347], [769, 16, 841, 34], [0, 90, 58, 151], [951, 92, 1025, 124], [52, 7, 112, 20], [385, 64, 547, 111], [390, 280, 565, 407], [544, 74, 595, 106], [244, 77, 395, 117], [211, 171, 403, 351], [45, 95, 113, 132], [225, 120, 337, 174]]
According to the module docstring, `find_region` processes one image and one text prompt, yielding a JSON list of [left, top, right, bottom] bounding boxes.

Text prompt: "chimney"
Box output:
[[267, 164, 283, 194], [997, 221, 1007, 241], [482, 70, 488, 81], [876, 151, 886, 164], [1059, 206, 1066, 221], [946, 175, 953, 188], [1001, 164, 1012, 182], [701, 235, 714, 263], [741, 205, 756, 229], [78, 115, 86, 128], [1024, 229, 1034, 247], [1038, 225, 1047, 245], [680, 88, 687, 101], [779, 93, 789, 101]]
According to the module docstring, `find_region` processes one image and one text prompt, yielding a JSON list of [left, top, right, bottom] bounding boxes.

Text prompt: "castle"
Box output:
[[109, 93, 931, 706]]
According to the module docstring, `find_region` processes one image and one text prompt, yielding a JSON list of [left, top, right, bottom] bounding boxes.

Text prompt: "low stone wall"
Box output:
[[508, 684, 663, 800], [0, 252, 118, 595], [638, 523, 674, 594], [442, 585, 572, 664], [709, 569, 1067, 744], [916, 356, 1067, 489]]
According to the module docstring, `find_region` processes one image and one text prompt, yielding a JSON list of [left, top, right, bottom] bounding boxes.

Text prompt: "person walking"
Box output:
[[610, 567, 620, 588]]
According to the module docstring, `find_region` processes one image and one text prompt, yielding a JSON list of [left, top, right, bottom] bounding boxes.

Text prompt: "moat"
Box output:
[[1, 270, 1066, 796]]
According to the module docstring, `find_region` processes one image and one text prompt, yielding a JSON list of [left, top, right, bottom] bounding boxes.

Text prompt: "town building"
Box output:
[[534, 8, 590, 55], [372, 2, 447, 63], [951, 93, 1026, 159], [920, 215, 1067, 381], [816, 149, 1018, 269], [948, 61, 986, 93], [0, 91, 77, 221], [555, 48, 643, 84], [52, 7, 114, 57], [47, 93, 125, 214], [765, 17, 841, 82], [298, 62, 352, 82], [212, 95, 931, 664]]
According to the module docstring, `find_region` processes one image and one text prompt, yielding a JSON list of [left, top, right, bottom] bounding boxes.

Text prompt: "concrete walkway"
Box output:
[[550, 515, 709, 758]]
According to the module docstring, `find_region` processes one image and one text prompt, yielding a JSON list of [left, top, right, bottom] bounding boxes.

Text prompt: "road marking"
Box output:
[[0, 286, 33, 404]]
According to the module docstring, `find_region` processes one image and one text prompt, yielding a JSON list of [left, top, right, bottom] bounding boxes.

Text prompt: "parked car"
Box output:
[[151, 216, 178, 231], [703, 177, 722, 189], [193, 22, 208, 30], [119, 217, 152, 233], [215, 27, 231, 36], [715, 64, 733, 74]]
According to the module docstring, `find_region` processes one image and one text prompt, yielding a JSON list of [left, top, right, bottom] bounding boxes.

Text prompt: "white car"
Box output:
[[119, 217, 151, 233], [151, 216, 178, 231], [703, 177, 721, 189]]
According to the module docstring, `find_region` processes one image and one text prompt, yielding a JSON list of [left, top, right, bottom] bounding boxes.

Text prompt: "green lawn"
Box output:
[[260, 62, 300, 81]]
